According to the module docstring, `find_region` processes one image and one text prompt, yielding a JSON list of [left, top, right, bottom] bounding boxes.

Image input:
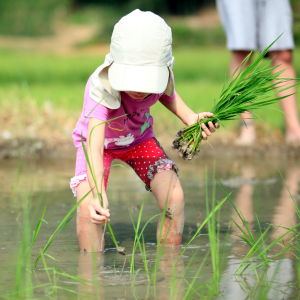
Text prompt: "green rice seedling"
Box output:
[[129, 201, 145, 273], [231, 200, 300, 274], [182, 251, 210, 300], [169, 178, 229, 299], [155, 245, 185, 300], [181, 193, 229, 255], [229, 185, 300, 273], [295, 204, 300, 290], [297, 239, 300, 290], [250, 269, 275, 300], [205, 173, 223, 298], [34, 188, 92, 268], [139, 235, 150, 280], [173, 39, 299, 159], [129, 209, 162, 300], [253, 223, 300, 267], [168, 263, 182, 300], [39, 251, 88, 297], [32, 206, 47, 245], [130, 269, 145, 300], [2, 195, 52, 300], [81, 140, 123, 254], [84, 116, 127, 255], [129, 201, 148, 274], [130, 180, 185, 294], [238, 261, 284, 300], [14, 195, 34, 300], [130, 213, 160, 275], [151, 203, 169, 291], [40, 252, 53, 285], [230, 204, 272, 274], [150, 181, 184, 294], [141, 180, 175, 293]]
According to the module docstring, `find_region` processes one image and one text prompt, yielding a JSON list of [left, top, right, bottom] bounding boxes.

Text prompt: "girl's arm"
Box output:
[[160, 91, 218, 139], [86, 118, 110, 223]]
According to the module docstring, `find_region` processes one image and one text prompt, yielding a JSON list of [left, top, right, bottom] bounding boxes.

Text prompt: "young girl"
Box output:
[[70, 9, 218, 252]]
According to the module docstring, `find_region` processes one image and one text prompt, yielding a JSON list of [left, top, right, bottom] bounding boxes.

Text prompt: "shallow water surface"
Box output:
[[0, 157, 299, 299]]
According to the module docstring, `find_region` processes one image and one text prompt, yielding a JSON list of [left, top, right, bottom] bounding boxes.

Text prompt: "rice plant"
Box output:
[[129, 201, 160, 277], [173, 39, 299, 159], [83, 116, 127, 255], [205, 172, 223, 298], [182, 251, 210, 300], [229, 200, 300, 275], [33, 189, 92, 268], [181, 193, 229, 255]]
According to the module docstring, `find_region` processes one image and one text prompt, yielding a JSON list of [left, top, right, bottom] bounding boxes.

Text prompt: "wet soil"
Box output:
[[1, 133, 299, 160]]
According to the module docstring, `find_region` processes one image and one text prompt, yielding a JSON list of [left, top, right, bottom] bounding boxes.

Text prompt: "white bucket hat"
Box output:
[[89, 9, 174, 109], [108, 9, 174, 95]]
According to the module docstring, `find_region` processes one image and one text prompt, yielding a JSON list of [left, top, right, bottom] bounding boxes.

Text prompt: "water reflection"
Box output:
[[76, 246, 184, 300], [219, 163, 299, 299], [1, 158, 299, 299], [77, 252, 104, 299], [155, 247, 184, 300], [271, 166, 299, 243]]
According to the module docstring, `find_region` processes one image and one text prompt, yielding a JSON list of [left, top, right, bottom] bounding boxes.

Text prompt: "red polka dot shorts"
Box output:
[[70, 137, 178, 195]]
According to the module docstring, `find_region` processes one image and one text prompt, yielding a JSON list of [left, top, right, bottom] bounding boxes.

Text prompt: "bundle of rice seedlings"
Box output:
[[173, 41, 298, 159]]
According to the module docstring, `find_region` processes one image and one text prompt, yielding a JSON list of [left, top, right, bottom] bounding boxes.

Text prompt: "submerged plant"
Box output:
[[173, 39, 298, 159]]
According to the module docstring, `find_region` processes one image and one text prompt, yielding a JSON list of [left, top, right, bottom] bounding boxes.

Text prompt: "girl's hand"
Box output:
[[88, 196, 110, 224], [190, 112, 219, 140]]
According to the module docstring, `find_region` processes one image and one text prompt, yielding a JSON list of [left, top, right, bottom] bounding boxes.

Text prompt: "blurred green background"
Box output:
[[0, 0, 299, 43], [1, 0, 300, 143]]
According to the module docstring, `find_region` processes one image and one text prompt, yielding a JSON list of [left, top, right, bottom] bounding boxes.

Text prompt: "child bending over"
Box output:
[[70, 9, 218, 252]]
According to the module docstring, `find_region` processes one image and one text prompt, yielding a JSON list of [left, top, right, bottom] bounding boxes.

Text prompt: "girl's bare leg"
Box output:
[[76, 180, 104, 252], [150, 170, 184, 246]]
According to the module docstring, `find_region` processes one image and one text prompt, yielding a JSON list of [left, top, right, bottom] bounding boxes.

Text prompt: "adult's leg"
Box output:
[[76, 181, 105, 252], [230, 50, 256, 145], [268, 50, 300, 145], [150, 170, 184, 246]]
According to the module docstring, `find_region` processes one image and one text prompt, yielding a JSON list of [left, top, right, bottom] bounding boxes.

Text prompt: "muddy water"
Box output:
[[0, 156, 299, 299]]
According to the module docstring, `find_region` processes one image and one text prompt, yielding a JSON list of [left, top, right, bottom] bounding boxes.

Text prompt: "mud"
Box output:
[[1, 135, 299, 160]]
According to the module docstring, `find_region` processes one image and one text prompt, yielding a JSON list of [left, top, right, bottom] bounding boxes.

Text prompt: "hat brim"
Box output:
[[108, 63, 169, 94]]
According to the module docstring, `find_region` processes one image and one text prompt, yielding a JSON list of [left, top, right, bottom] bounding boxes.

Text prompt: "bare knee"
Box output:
[[164, 183, 184, 219], [151, 170, 184, 213], [269, 50, 293, 65], [231, 50, 252, 73], [232, 50, 252, 62], [232, 50, 252, 59]]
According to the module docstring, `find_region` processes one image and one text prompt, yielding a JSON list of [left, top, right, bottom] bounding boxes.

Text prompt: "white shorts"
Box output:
[[216, 0, 295, 51]]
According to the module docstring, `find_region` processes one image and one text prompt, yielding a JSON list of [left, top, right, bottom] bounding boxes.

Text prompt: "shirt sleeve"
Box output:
[[159, 90, 177, 102], [83, 79, 110, 121]]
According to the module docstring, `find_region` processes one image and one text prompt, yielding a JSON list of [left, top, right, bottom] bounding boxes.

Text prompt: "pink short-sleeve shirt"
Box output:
[[72, 79, 175, 150]]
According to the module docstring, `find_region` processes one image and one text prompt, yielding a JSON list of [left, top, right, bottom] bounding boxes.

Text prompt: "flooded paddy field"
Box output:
[[0, 156, 299, 299]]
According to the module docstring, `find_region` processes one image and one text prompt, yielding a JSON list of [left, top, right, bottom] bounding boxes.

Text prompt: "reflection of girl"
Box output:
[[70, 9, 218, 251]]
